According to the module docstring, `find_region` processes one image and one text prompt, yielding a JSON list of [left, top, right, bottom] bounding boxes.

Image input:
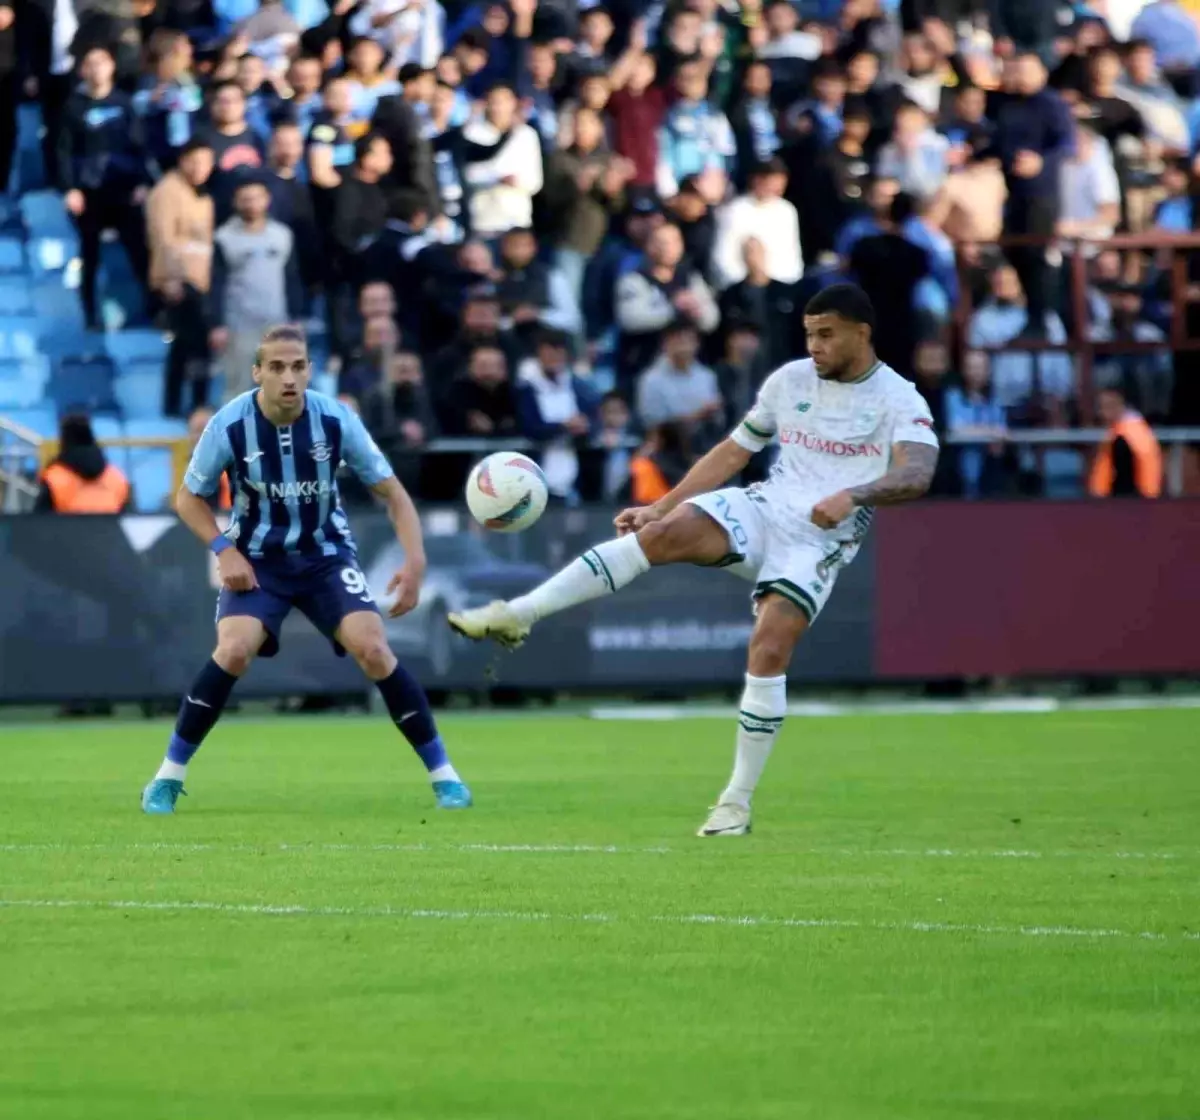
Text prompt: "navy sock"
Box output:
[[375, 664, 449, 773], [169, 659, 239, 761]]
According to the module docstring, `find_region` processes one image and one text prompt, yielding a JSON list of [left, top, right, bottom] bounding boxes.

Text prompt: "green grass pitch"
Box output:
[[1, 708, 1198, 1119]]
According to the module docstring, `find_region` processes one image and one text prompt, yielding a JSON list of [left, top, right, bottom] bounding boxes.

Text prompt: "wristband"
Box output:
[[210, 534, 234, 556]]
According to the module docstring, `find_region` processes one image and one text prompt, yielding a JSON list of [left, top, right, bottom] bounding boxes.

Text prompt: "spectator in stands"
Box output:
[[1090, 277, 1174, 422], [134, 29, 204, 173], [147, 135, 216, 417], [235, 52, 283, 142], [656, 60, 735, 200], [592, 391, 635, 502], [967, 262, 1074, 414], [461, 82, 544, 239], [229, 0, 301, 74], [209, 176, 305, 400], [1058, 123, 1121, 240], [1130, 0, 1200, 75], [715, 319, 766, 422], [607, 40, 666, 189], [719, 236, 797, 372], [711, 157, 802, 291], [995, 52, 1073, 321], [945, 349, 1009, 499], [494, 226, 580, 339], [283, 54, 325, 139], [514, 327, 599, 501], [440, 342, 518, 438], [728, 60, 780, 191], [263, 121, 319, 288], [635, 320, 723, 446], [331, 131, 393, 286], [186, 405, 232, 509], [755, 0, 821, 110], [543, 107, 634, 317], [58, 45, 151, 330], [34, 414, 131, 514], [937, 134, 1008, 245], [1088, 385, 1164, 499], [340, 314, 398, 400], [344, 37, 400, 138], [875, 100, 949, 198], [615, 221, 719, 387], [200, 80, 267, 220], [1115, 40, 1190, 156], [360, 349, 437, 492], [349, 0, 445, 69]]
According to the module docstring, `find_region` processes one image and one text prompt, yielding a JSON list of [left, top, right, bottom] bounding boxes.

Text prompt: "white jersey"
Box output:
[[729, 357, 939, 544]]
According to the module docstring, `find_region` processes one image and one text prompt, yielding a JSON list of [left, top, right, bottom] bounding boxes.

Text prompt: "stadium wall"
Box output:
[[0, 503, 1196, 702]]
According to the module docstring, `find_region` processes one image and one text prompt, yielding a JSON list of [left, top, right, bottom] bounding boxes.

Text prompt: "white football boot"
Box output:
[[447, 600, 531, 650], [697, 801, 752, 837]]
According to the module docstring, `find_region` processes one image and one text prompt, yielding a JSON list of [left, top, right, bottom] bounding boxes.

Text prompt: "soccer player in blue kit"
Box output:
[[140, 324, 472, 813]]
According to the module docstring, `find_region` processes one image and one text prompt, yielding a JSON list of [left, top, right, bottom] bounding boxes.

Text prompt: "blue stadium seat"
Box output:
[[51, 354, 118, 415], [31, 278, 85, 330], [0, 320, 39, 360], [124, 417, 188, 440], [89, 415, 130, 475], [128, 447, 175, 512], [105, 329, 169, 369], [0, 280, 34, 316], [113, 369, 164, 419], [1043, 449, 1086, 499], [0, 361, 48, 408], [0, 237, 24, 274], [19, 191, 73, 237], [0, 405, 58, 438]]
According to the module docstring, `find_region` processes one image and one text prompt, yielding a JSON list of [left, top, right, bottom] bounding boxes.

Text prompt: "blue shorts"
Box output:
[[216, 550, 379, 658]]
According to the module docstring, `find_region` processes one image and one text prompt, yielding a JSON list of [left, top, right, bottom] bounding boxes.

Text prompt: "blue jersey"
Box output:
[[184, 390, 394, 561]]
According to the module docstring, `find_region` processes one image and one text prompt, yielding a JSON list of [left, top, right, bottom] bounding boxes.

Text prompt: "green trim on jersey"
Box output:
[[753, 578, 818, 622], [741, 419, 773, 439], [846, 358, 883, 385]]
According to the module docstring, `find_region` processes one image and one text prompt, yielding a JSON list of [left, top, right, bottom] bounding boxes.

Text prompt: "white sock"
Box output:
[[429, 763, 461, 783], [155, 759, 188, 782], [721, 673, 787, 808], [509, 535, 651, 626]]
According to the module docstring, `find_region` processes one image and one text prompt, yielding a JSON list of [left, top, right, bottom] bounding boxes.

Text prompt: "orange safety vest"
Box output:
[[630, 455, 671, 504], [1088, 411, 1163, 499], [42, 462, 131, 513]]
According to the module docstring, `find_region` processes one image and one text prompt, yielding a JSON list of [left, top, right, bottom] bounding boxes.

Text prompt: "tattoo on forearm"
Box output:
[[847, 442, 938, 507]]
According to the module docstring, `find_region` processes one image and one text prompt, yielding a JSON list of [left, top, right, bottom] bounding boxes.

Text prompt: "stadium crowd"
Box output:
[[2, 0, 1198, 507]]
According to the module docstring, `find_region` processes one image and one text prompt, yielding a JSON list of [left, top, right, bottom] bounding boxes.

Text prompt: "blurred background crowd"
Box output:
[[2, 0, 1200, 513]]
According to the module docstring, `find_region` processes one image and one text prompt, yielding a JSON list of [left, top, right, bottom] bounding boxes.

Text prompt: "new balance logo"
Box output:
[[795, 401, 812, 412]]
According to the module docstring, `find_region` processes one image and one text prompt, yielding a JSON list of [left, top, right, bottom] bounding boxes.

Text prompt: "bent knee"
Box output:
[[350, 640, 395, 680], [638, 510, 711, 565], [213, 638, 258, 676]]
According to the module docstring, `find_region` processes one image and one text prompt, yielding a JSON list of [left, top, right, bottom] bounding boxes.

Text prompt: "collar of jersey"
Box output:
[[254, 388, 308, 427], [843, 358, 882, 385]]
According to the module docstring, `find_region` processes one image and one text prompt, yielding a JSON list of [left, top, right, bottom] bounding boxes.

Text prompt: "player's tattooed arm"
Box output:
[[846, 441, 939, 507]]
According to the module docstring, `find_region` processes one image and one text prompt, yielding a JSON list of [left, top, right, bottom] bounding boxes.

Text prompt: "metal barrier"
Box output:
[[0, 417, 42, 512]]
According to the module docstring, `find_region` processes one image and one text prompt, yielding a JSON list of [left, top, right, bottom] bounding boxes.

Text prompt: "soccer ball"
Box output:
[[465, 452, 549, 533]]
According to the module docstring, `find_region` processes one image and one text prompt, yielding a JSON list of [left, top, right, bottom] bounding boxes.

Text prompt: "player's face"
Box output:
[[254, 340, 312, 408], [804, 313, 870, 380]]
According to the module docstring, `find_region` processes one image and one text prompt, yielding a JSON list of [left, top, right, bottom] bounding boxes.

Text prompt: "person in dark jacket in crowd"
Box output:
[[57, 44, 151, 329], [440, 342, 519, 438], [331, 131, 393, 290], [360, 350, 439, 494], [35, 413, 131, 513]]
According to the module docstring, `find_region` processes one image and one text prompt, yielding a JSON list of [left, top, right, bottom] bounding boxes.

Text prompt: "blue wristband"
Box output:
[[210, 534, 234, 556]]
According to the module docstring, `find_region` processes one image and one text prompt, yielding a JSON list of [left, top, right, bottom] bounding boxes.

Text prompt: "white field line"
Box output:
[[0, 897, 1195, 943], [589, 696, 1200, 721], [0, 841, 1191, 861]]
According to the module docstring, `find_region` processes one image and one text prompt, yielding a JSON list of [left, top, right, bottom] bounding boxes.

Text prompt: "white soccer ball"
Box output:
[[465, 451, 549, 533]]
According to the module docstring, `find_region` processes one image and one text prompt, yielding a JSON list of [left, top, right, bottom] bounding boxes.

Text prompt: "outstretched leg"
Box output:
[[336, 611, 472, 809], [448, 505, 733, 646], [698, 593, 808, 837], [142, 617, 265, 813]]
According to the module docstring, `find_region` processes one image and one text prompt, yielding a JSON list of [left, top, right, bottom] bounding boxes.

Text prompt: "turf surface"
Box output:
[[1, 708, 1198, 1119]]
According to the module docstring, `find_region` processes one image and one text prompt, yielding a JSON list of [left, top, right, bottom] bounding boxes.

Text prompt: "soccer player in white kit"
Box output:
[[449, 284, 940, 835]]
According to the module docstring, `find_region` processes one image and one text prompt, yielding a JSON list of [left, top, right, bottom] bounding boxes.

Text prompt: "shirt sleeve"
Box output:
[[340, 404, 396, 486], [183, 417, 234, 496], [731, 368, 782, 452], [891, 384, 940, 448]]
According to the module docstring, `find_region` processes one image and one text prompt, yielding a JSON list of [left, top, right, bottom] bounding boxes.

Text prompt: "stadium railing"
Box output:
[[0, 416, 43, 512], [954, 231, 1200, 422]]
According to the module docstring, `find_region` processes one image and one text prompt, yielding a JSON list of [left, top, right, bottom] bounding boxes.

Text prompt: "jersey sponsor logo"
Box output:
[[778, 428, 884, 457], [310, 441, 332, 463], [247, 479, 336, 500]]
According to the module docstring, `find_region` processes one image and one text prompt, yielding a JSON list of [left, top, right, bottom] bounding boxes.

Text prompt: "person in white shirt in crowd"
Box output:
[[348, 0, 445, 71], [635, 320, 724, 442], [461, 82, 544, 239], [1057, 122, 1121, 242], [710, 157, 803, 291], [875, 100, 950, 200]]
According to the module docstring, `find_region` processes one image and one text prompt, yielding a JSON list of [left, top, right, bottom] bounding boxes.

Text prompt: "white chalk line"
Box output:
[[0, 841, 1191, 861], [0, 897, 1195, 943]]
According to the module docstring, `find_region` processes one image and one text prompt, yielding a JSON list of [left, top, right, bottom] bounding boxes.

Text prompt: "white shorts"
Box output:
[[685, 487, 860, 623]]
